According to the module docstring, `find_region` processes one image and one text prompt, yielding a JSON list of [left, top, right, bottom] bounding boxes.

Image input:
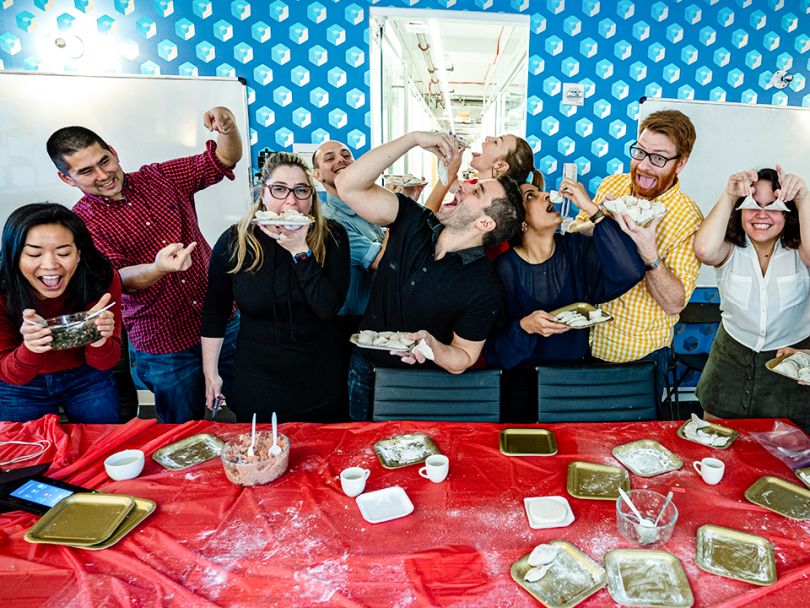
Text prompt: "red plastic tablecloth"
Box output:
[[1, 415, 809, 607]]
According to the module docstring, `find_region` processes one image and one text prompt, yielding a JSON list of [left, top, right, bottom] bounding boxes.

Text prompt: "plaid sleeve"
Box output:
[[151, 140, 236, 196], [663, 223, 702, 305]]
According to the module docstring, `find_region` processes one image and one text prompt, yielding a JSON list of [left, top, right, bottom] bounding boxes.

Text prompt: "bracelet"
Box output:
[[589, 209, 605, 223], [645, 255, 662, 271]]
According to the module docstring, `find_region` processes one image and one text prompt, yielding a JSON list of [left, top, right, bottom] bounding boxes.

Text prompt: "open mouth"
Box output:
[[635, 173, 657, 190], [38, 275, 64, 290], [751, 222, 773, 230], [97, 177, 117, 191], [441, 193, 460, 213]]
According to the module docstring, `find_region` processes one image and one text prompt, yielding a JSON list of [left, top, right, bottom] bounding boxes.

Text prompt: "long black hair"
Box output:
[[0, 203, 114, 322], [725, 168, 801, 249]]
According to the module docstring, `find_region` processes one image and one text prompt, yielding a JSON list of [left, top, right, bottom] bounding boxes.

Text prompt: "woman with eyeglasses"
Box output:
[[201, 152, 350, 423], [484, 170, 646, 422], [694, 167, 810, 430]]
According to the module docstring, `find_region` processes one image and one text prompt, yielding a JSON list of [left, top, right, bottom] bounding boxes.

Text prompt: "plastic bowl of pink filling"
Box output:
[[220, 431, 290, 486]]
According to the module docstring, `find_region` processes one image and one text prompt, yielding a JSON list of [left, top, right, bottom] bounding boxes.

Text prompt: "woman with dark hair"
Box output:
[[0, 203, 122, 422], [694, 167, 810, 429], [201, 152, 350, 423], [485, 170, 647, 422], [425, 134, 535, 213]]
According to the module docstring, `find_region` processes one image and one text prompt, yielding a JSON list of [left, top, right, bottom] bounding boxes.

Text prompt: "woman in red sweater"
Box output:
[[0, 203, 122, 422]]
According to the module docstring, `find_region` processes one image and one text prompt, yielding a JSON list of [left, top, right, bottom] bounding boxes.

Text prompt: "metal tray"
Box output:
[[605, 549, 694, 607], [695, 525, 776, 586], [349, 334, 410, 352], [567, 461, 630, 501], [676, 419, 738, 449], [549, 302, 612, 329], [744, 476, 810, 521], [500, 428, 558, 456], [25, 493, 135, 546], [510, 540, 606, 608], [152, 433, 224, 470], [373, 433, 440, 469], [764, 354, 810, 381], [796, 467, 810, 490], [611, 439, 683, 477]]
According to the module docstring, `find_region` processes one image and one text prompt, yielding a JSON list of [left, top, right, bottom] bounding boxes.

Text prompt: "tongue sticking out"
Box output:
[[636, 174, 656, 190], [40, 276, 62, 289]]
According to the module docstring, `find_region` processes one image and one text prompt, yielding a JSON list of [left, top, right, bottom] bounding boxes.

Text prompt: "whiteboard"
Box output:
[[639, 97, 810, 287], [0, 72, 253, 245]]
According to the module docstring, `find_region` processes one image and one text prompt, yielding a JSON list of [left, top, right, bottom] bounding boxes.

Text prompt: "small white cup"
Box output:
[[693, 457, 725, 485], [418, 454, 449, 483], [104, 449, 145, 481], [340, 467, 370, 497]]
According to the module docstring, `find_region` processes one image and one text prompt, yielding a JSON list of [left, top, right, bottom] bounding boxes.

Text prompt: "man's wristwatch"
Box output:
[[292, 249, 312, 263], [645, 255, 662, 271]]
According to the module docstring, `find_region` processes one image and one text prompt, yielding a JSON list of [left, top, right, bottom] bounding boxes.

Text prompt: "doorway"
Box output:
[[369, 7, 529, 182]]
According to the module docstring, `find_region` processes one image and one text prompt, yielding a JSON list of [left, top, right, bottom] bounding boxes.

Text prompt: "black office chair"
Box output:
[[536, 361, 657, 422], [666, 302, 721, 418], [372, 368, 501, 422]]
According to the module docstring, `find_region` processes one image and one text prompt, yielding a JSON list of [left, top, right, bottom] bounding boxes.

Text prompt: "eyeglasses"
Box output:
[[265, 183, 313, 200], [628, 141, 680, 168]]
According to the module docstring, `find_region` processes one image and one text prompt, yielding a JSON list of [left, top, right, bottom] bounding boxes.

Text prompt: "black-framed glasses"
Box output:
[[265, 183, 313, 200], [628, 141, 680, 168]]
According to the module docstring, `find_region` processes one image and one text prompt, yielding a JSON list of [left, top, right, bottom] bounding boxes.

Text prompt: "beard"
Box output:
[[630, 162, 680, 200]]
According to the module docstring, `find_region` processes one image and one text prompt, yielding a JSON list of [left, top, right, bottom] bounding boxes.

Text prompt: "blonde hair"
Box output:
[[230, 152, 330, 273]]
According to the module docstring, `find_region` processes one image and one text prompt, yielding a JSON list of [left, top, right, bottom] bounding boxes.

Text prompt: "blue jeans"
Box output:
[[131, 315, 239, 423], [0, 365, 120, 423], [348, 349, 375, 421]]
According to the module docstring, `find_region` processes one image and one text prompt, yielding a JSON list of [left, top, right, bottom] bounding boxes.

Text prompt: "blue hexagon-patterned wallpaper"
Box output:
[[1, 0, 808, 390]]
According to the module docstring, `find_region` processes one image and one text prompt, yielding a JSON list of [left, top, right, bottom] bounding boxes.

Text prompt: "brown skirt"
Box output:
[[696, 324, 810, 431]]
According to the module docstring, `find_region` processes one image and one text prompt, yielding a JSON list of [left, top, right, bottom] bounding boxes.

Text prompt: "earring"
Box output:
[[521, 222, 528, 233]]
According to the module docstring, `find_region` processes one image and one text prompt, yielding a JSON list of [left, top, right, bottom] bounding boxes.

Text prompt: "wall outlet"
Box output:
[[562, 82, 585, 107]]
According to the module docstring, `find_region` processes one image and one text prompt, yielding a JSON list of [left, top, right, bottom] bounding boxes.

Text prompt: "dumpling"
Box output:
[[527, 544, 560, 567]]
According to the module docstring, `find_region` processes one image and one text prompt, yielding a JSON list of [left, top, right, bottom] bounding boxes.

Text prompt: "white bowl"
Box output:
[[104, 449, 145, 481]]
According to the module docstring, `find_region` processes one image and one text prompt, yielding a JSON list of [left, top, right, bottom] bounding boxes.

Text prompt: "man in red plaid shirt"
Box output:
[[46, 106, 242, 423]]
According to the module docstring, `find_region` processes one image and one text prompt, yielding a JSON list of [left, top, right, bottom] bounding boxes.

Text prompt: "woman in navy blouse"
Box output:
[[485, 170, 647, 421]]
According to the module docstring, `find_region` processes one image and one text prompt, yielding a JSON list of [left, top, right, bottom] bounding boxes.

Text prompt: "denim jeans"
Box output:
[[0, 365, 120, 423], [131, 315, 239, 423], [348, 349, 375, 422]]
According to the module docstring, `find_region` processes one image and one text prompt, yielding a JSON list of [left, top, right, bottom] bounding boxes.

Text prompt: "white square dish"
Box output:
[[523, 496, 575, 529], [356, 486, 414, 524]]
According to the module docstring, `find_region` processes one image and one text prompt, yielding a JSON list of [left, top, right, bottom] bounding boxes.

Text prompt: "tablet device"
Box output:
[[0, 474, 90, 515]]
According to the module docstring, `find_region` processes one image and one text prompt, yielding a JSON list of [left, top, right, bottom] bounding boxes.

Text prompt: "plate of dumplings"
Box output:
[[603, 195, 667, 226], [253, 209, 314, 228], [351, 330, 415, 352], [766, 351, 810, 383]]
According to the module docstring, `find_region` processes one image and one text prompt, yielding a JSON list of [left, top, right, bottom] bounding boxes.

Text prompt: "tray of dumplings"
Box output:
[[252, 209, 314, 228], [373, 433, 441, 469], [550, 303, 612, 329], [766, 351, 810, 383], [603, 195, 667, 226], [383, 174, 427, 188], [351, 330, 415, 352], [510, 541, 606, 608]]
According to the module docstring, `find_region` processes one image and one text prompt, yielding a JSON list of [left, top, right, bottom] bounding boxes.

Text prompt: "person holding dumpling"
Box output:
[[0, 203, 122, 422], [484, 171, 647, 422], [694, 166, 810, 430]]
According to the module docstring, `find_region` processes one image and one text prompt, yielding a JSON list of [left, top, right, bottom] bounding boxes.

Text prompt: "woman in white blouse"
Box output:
[[694, 166, 810, 430]]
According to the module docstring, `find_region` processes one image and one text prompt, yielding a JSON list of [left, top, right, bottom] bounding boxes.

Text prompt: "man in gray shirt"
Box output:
[[313, 141, 386, 327]]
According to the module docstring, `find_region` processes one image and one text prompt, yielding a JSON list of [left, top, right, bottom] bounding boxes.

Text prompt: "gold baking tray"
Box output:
[[510, 540, 606, 608], [764, 354, 807, 381], [744, 476, 810, 521], [373, 433, 440, 469], [695, 525, 776, 586], [611, 439, 683, 477], [84, 497, 156, 550], [567, 461, 630, 501], [550, 302, 612, 329], [605, 549, 694, 607], [796, 467, 810, 490], [25, 493, 135, 546], [500, 428, 558, 456], [676, 419, 738, 449], [152, 433, 224, 470]]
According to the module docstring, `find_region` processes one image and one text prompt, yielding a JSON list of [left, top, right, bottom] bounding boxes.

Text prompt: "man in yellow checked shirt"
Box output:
[[568, 110, 703, 411]]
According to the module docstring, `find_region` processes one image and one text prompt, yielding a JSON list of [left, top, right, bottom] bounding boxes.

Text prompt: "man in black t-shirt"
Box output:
[[335, 131, 524, 421]]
